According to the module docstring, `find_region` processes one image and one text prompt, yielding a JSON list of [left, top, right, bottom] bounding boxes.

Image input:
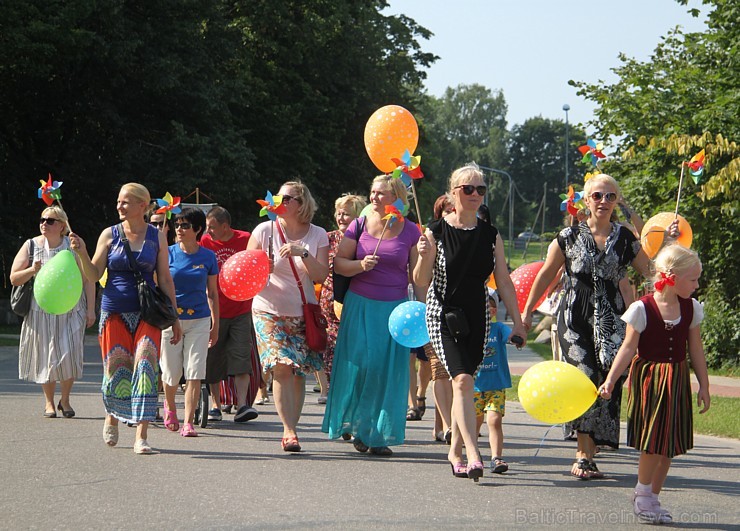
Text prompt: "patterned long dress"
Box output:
[[18, 237, 87, 383], [319, 229, 343, 379], [557, 222, 640, 448]]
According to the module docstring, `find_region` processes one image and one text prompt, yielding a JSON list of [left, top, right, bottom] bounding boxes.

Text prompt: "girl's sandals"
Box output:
[[180, 423, 198, 437], [103, 423, 119, 447], [163, 408, 179, 432], [467, 461, 484, 483], [281, 436, 301, 452], [450, 462, 468, 478], [586, 459, 604, 479], [406, 407, 421, 421], [571, 458, 591, 480], [491, 457, 509, 474]]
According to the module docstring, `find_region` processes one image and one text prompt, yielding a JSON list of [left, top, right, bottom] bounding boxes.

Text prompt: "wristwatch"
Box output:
[[301, 248, 309, 259]]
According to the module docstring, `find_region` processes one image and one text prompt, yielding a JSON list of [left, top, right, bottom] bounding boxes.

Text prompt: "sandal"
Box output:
[[103, 422, 119, 447], [467, 461, 484, 483], [163, 407, 179, 432], [416, 396, 426, 418], [450, 462, 468, 478], [491, 457, 509, 474], [180, 423, 198, 437], [586, 459, 604, 479], [281, 436, 301, 452], [406, 407, 421, 421], [571, 458, 591, 480], [133, 439, 153, 455]]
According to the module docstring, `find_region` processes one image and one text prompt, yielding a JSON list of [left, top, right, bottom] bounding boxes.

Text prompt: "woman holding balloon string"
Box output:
[[322, 175, 423, 456], [318, 193, 367, 405], [70, 183, 181, 455], [11, 205, 96, 418], [247, 180, 329, 452], [413, 163, 526, 481], [521, 173, 659, 479]]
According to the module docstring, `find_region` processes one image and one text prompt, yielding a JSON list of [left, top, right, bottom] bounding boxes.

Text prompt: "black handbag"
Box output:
[[119, 225, 178, 330], [332, 217, 365, 304], [10, 239, 36, 317], [435, 223, 481, 340]]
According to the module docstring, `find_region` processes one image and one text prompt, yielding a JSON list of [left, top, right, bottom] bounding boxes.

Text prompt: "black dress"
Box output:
[[425, 218, 497, 378], [557, 221, 640, 447]]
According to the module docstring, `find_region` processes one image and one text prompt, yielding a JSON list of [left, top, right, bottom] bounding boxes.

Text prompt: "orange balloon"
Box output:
[[487, 274, 497, 290], [640, 212, 693, 259], [364, 105, 419, 173]]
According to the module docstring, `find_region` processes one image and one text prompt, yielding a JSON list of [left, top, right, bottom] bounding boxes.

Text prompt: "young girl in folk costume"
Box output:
[[599, 245, 710, 524]]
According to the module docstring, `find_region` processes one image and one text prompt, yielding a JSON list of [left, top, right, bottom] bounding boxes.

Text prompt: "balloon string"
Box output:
[[372, 217, 391, 258], [675, 163, 686, 218], [533, 424, 562, 458]]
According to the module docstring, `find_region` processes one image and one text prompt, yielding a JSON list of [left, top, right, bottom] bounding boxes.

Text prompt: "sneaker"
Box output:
[[254, 397, 266, 406], [207, 408, 222, 421], [221, 405, 233, 414], [234, 405, 259, 423]]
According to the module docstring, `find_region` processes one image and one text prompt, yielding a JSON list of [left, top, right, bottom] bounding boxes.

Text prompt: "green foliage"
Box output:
[[569, 0, 739, 368]]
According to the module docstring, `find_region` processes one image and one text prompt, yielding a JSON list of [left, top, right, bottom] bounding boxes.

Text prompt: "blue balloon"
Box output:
[[388, 301, 429, 348]]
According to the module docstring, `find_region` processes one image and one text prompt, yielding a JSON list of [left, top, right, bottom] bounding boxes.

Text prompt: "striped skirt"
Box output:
[[627, 356, 693, 458]]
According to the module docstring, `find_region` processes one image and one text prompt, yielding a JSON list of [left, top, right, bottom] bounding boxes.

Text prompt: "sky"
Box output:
[[385, 0, 709, 130]]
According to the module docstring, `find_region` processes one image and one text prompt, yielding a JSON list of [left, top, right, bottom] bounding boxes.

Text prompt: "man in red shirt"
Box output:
[[200, 207, 259, 423]]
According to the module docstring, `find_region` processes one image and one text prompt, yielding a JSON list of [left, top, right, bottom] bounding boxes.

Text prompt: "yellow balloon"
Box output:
[[333, 300, 343, 320], [99, 268, 108, 288], [518, 361, 597, 424]]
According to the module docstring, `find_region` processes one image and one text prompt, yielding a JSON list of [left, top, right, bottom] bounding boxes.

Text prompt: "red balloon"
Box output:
[[510, 261, 546, 313], [219, 250, 270, 301]]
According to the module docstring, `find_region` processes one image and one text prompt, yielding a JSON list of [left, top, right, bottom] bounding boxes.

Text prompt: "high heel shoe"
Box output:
[[57, 401, 75, 418], [450, 462, 468, 478], [467, 461, 484, 482]]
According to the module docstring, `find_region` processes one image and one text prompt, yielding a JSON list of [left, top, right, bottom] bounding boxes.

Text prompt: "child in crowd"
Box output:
[[599, 245, 710, 524], [473, 289, 512, 475]]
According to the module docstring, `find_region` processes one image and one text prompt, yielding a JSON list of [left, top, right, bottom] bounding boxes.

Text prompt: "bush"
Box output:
[[701, 285, 740, 370]]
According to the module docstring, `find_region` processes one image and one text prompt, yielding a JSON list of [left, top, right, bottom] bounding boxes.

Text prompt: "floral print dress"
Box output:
[[557, 222, 640, 448]]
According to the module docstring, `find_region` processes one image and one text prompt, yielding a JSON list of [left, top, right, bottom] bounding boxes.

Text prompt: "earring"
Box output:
[[583, 208, 591, 217]]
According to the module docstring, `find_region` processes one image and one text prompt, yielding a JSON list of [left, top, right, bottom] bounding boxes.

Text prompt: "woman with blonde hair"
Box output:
[[70, 183, 181, 454], [248, 180, 330, 452], [522, 173, 655, 479], [414, 163, 526, 481], [323, 175, 423, 456], [317, 193, 367, 403], [11, 205, 96, 418]]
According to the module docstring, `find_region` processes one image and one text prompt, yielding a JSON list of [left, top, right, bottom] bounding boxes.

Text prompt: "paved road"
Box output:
[[0, 341, 738, 530]]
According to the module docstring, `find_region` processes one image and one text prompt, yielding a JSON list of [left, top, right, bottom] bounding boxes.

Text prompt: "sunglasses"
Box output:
[[39, 217, 59, 225], [589, 191, 618, 203], [282, 194, 301, 204], [455, 184, 487, 196], [151, 221, 165, 228], [174, 222, 192, 230]]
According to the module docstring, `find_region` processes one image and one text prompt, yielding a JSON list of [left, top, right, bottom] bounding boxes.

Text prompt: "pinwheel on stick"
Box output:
[[256, 191, 287, 262], [578, 139, 606, 168], [155, 192, 182, 219], [372, 199, 405, 257], [391, 149, 424, 228], [38, 174, 72, 233]]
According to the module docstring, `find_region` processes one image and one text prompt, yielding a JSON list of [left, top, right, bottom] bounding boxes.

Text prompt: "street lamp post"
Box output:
[[478, 165, 513, 268], [563, 104, 570, 190]]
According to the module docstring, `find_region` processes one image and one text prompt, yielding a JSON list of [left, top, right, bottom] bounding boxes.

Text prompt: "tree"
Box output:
[[507, 117, 587, 231], [570, 0, 739, 368]]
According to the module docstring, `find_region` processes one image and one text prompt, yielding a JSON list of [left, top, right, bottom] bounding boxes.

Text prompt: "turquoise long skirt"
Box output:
[[321, 291, 410, 447]]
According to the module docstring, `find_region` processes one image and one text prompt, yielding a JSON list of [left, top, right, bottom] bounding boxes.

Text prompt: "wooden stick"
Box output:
[[410, 180, 424, 228], [675, 163, 686, 217], [372, 217, 391, 257], [55, 198, 74, 235]]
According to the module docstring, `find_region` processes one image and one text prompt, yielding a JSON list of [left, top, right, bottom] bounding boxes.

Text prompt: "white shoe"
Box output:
[[633, 493, 657, 524], [103, 423, 119, 447], [651, 498, 673, 524], [134, 439, 153, 455]]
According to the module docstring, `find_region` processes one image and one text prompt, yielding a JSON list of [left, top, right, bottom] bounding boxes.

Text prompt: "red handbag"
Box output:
[[276, 222, 328, 352]]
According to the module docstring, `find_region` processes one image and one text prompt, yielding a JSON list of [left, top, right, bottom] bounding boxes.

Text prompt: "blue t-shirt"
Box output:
[[168, 244, 219, 320], [474, 322, 512, 392]]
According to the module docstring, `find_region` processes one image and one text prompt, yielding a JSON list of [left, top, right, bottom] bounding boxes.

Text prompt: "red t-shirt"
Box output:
[[200, 229, 252, 318]]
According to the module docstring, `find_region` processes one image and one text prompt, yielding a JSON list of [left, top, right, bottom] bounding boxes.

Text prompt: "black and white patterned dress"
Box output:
[[425, 218, 497, 378], [557, 221, 640, 448]]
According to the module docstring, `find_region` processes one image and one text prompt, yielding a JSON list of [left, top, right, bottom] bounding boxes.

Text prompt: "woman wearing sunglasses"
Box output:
[[413, 164, 526, 481], [11, 206, 96, 418], [149, 211, 175, 245], [521, 174, 655, 480], [247, 181, 329, 452]]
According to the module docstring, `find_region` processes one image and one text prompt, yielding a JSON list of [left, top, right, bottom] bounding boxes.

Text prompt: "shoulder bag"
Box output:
[[434, 223, 481, 340], [332, 217, 365, 304], [276, 222, 328, 352], [10, 239, 36, 317], [119, 224, 178, 330]]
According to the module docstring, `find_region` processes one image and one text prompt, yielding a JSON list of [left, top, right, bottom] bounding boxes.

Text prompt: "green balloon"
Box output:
[[33, 250, 83, 315], [359, 204, 373, 218]]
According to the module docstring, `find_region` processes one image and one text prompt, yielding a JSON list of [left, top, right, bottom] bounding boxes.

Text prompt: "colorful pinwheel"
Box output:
[[155, 192, 182, 219], [391, 149, 424, 186], [382, 199, 406, 228], [256, 191, 286, 220], [583, 171, 597, 183], [38, 174, 63, 206], [578, 139, 606, 167], [686, 149, 705, 184], [559, 186, 585, 216]]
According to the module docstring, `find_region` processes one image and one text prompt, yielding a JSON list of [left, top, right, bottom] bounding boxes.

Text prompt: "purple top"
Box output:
[[345, 217, 420, 301]]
